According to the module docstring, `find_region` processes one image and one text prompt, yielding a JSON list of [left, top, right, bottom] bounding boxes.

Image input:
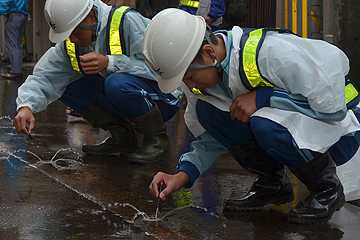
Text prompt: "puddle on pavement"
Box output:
[[1, 85, 360, 240], [0, 114, 222, 239]]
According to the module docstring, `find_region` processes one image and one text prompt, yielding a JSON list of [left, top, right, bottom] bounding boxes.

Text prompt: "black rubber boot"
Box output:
[[81, 103, 137, 155], [126, 102, 170, 164], [288, 151, 345, 224], [224, 142, 294, 210]]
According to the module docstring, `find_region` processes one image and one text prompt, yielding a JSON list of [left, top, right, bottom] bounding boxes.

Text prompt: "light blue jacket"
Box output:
[[16, 0, 156, 113], [177, 27, 357, 188], [0, 0, 29, 16]]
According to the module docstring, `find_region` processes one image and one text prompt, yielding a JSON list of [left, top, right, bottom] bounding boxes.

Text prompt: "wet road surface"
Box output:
[[1, 64, 360, 240]]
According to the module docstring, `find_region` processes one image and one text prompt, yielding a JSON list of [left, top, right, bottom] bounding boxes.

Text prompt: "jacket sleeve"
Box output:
[[208, 0, 226, 21], [0, 0, 10, 15], [176, 131, 228, 188], [258, 31, 349, 114], [16, 43, 82, 113], [106, 10, 157, 81]]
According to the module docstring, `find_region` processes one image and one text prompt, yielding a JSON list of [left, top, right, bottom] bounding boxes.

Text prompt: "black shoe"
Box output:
[[224, 171, 294, 210], [65, 108, 82, 117], [126, 102, 171, 163], [80, 103, 137, 156], [1, 72, 23, 78], [82, 136, 137, 155], [224, 142, 294, 210], [288, 152, 345, 224]]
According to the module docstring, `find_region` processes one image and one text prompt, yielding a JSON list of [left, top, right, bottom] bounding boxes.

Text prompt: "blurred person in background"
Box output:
[[0, 0, 29, 78]]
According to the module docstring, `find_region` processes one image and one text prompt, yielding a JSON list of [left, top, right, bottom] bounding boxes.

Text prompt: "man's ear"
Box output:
[[89, 11, 96, 24], [202, 44, 216, 58]]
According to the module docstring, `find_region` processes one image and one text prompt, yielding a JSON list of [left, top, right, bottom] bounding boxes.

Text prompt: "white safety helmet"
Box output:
[[44, 0, 94, 43], [142, 8, 206, 93]]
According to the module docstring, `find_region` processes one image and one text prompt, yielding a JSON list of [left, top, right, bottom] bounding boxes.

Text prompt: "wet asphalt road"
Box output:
[[0, 64, 360, 240]]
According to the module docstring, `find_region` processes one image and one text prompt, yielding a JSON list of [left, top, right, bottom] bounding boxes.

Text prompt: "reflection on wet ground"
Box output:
[[1, 64, 360, 239]]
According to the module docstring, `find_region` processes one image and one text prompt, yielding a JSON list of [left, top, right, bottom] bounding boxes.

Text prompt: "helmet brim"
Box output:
[[49, 27, 74, 43], [46, 0, 93, 43], [157, 67, 187, 94]]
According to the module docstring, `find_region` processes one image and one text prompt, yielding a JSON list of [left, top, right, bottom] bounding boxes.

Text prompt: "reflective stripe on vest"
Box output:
[[191, 87, 203, 95], [345, 80, 359, 104], [179, 0, 199, 8], [65, 6, 130, 75], [109, 6, 129, 55], [239, 28, 359, 106], [240, 28, 274, 90], [65, 38, 83, 75]]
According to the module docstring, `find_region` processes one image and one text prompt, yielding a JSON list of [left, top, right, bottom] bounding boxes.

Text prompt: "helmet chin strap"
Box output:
[[187, 26, 232, 98], [188, 58, 218, 70], [76, 8, 98, 41], [188, 55, 225, 80]]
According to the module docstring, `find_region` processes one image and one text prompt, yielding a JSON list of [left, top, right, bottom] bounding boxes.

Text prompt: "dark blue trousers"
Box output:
[[59, 73, 179, 122], [5, 12, 28, 74], [196, 100, 360, 167]]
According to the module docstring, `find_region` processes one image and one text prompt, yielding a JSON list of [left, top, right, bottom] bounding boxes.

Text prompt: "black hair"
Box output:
[[192, 29, 219, 64]]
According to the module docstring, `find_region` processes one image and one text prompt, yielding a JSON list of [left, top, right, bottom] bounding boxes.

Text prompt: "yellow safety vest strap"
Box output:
[[65, 6, 129, 74], [179, 0, 199, 8], [345, 80, 359, 104], [65, 38, 83, 75], [191, 87, 203, 95], [242, 28, 274, 89], [109, 6, 129, 55]]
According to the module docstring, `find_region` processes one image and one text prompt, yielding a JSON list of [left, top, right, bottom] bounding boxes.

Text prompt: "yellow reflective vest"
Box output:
[[239, 28, 359, 106], [179, 0, 199, 8], [65, 6, 131, 75], [191, 27, 358, 105]]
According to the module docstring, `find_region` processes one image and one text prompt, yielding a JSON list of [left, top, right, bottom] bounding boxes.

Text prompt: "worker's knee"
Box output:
[[104, 73, 133, 102], [250, 116, 284, 150]]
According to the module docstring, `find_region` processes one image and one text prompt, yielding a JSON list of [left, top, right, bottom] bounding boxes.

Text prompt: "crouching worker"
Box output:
[[13, 0, 181, 163], [144, 9, 360, 223]]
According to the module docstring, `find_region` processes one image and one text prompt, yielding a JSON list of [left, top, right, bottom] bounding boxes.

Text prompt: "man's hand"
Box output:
[[149, 171, 190, 201], [230, 90, 258, 123], [205, 17, 214, 26], [13, 107, 35, 136], [79, 52, 109, 75]]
